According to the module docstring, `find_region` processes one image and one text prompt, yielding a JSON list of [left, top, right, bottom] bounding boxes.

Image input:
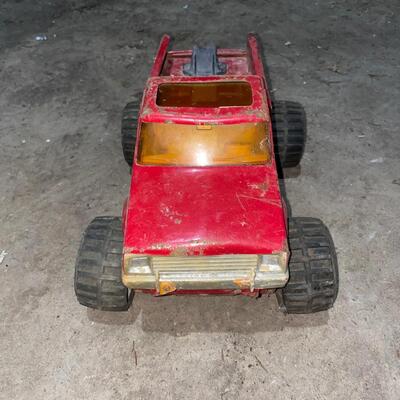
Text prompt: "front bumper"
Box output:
[[122, 254, 288, 295]]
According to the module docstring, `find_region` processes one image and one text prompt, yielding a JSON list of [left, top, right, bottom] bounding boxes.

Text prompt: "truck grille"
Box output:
[[121, 254, 288, 292], [152, 254, 259, 278]]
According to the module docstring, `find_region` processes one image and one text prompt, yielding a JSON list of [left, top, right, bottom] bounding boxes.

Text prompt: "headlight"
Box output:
[[258, 253, 288, 273], [123, 254, 152, 274]]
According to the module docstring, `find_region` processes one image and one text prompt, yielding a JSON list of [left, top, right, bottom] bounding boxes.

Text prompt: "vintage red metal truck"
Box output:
[[74, 34, 338, 314]]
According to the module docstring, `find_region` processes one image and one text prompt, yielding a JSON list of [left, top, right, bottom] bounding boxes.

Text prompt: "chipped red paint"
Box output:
[[122, 34, 288, 295], [125, 165, 286, 256]]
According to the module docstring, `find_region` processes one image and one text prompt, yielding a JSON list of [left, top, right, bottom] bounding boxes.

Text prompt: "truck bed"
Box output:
[[150, 34, 267, 84], [161, 49, 251, 76]]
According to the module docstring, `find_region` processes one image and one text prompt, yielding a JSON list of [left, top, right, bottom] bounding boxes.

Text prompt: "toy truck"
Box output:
[[74, 34, 338, 314]]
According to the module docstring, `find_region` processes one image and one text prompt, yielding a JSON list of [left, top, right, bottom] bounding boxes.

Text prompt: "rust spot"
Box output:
[[234, 278, 251, 289], [159, 281, 176, 295]]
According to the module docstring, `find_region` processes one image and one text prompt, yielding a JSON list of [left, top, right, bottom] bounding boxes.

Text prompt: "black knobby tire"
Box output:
[[121, 101, 139, 166], [278, 217, 339, 314], [74, 217, 131, 311], [271, 101, 306, 168]]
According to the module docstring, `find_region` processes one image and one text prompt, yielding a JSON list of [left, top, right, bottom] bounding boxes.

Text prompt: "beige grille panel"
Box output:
[[122, 254, 289, 291], [152, 254, 259, 272]]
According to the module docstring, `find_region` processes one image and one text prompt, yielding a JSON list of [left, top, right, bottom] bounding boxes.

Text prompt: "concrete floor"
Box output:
[[1, 0, 399, 399]]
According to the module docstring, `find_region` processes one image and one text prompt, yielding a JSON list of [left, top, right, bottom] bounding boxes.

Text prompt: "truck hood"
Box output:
[[124, 164, 287, 256]]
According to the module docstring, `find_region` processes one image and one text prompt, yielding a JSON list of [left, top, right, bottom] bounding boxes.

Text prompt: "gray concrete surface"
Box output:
[[1, 1, 399, 399]]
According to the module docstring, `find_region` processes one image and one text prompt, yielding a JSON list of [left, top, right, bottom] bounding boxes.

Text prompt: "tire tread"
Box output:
[[74, 217, 130, 311], [271, 101, 306, 168], [121, 101, 140, 166], [280, 217, 339, 314]]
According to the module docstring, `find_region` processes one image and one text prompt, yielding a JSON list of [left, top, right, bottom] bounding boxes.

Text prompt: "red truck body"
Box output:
[[122, 34, 288, 296]]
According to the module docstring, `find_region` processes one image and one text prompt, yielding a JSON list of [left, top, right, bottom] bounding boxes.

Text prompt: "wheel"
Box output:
[[121, 101, 139, 166], [271, 101, 306, 168], [74, 217, 131, 311], [277, 217, 339, 314]]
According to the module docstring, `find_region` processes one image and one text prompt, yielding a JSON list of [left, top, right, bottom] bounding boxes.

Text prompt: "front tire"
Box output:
[[277, 217, 339, 314], [74, 217, 131, 311]]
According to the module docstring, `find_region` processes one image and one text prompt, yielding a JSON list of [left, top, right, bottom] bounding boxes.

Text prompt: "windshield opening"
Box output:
[[138, 122, 270, 166], [156, 82, 253, 107]]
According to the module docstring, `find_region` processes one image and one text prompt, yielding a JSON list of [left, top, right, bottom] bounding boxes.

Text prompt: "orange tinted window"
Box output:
[[138, 122, 269, 166], [156, 82, 253, 107]]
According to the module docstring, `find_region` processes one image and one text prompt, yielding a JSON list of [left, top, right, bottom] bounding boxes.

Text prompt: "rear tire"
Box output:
[[121, 101, 139, 166], [271, 101, 306, 168], [277, 217, 339, 314], [74, 217, 131, 311]]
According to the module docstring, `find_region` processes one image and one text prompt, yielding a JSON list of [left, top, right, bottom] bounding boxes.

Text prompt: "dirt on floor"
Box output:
[[0, 1, 399, 399]]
